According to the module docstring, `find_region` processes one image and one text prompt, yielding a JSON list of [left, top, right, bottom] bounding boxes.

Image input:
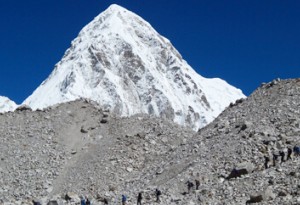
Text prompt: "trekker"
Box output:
[[186, 180, 194, 193], [86, 198, 91, 205], [273, 153, 278, 167], [155, 189, 162, 202], [81, 196, 86, 205], [103, 198, 108, 205], [287, 147, 292, 160], [294, 146, 300, 156], [137, 192, 143, 205], [279, 151, 285, 163], [122, 194, 127, 205], [264, 156, 270, 169], [195, 179, 200, 190], [32, 200, 41, 205], [65, 194, 72, 201]]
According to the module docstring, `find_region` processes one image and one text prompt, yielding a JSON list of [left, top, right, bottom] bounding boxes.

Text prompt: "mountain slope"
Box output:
[[1, 78, 299, 204], [0, 96, 17, 112], [23, 4, 245, 130]]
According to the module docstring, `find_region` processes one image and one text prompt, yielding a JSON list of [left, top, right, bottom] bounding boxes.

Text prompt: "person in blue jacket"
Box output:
[[80, 196, 86, 205], [122, 194, 127, 205]]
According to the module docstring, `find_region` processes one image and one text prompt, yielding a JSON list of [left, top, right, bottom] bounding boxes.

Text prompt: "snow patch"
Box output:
[[0, 96, 18, 113]]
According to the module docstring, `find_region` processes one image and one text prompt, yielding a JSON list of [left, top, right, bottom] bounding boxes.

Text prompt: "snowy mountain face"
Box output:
[[0, 96, 17, 112], [24, 4, 245, 130]]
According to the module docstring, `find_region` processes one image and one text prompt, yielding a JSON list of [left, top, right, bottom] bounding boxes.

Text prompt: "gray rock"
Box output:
[[0, 79, 300, 204], [15, 104, 32, 111]]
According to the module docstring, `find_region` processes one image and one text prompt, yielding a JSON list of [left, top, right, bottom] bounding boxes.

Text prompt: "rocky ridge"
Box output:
[[0, 78, 299, 205]]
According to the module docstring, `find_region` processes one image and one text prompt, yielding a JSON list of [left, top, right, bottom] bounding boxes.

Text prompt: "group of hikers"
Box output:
[[185, 179, 200, 193], [225, 145, 300, 181], [264, 145, 300, 169], [120, 179, 199, 205], [32, 188, 162, 205], [80, 196, 92, 205], [80, 188, 162, 205], [121, 189, 162, 205], [33, 179, 203, 205], [33, 145, 300, 205], [33, 182, 200, 205]]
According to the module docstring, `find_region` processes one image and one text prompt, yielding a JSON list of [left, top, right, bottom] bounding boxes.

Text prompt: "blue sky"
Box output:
[[0, 0, 299, 104]]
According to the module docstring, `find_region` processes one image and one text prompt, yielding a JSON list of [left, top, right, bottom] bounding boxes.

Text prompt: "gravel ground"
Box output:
[[0, 78, 300, 205]]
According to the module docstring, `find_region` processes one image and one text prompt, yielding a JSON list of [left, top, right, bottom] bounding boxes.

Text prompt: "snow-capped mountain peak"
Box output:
[[0, 96, 17, 113], [24, 4, 245, 130]]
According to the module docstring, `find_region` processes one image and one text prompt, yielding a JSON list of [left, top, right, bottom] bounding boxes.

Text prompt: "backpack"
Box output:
[[157, 190, 161, 195]]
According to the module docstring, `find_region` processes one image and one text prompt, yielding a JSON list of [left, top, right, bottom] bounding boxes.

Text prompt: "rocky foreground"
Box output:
[[0, 78, 300, 205]]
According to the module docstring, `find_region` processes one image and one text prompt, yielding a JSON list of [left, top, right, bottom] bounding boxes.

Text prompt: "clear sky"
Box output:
[[0, 0, 299, 104]]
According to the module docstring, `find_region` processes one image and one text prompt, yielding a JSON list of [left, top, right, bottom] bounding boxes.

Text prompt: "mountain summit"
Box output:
[[24, 4, 245, 130]]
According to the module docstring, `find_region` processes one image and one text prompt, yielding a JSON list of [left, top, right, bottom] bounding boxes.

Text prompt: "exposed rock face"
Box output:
[[15, 104, 32, 111], [0, 96, 17, 113], [23, 4, 245, 131], [0, 78, 299, 205]]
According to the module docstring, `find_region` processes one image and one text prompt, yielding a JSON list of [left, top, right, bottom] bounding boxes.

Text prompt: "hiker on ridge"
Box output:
[[195, 179, 200, 190], [155, 188, 162, 202], [137, 192, 143, 205], [273, 153, 278, 167], [86, 197, 91, 205], [287, 147, 292, 160], [122, 194, 127, 205], [186, 180, 194, 193], [32, 200, 41, 205], [279, 150, 285, 163], [81, 196, 86, 205], [294, 146, 300, 156], [264, 156, 270, 169]]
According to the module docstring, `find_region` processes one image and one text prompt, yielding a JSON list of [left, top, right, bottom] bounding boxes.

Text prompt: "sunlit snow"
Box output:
[[23, 4, 245, 130], [0, 96, 17, 112]]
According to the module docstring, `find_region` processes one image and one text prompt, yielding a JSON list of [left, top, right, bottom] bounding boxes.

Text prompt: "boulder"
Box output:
[[263, 186, 276, 201], [100, 119, 108, 124], [246, 195, 263, 204], [226, 162, 255, 179], [278, 190, 288, 197], [80, 126, 88, 133], [65, 192, 80, 202], [47, 201, 58, 205]]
